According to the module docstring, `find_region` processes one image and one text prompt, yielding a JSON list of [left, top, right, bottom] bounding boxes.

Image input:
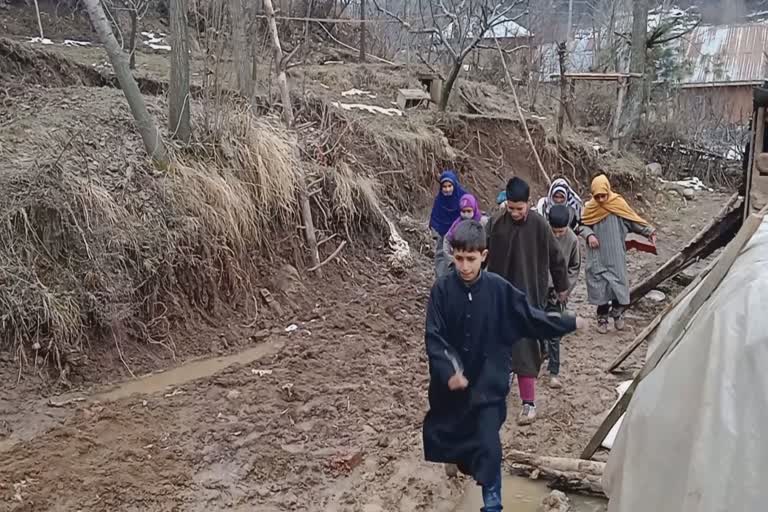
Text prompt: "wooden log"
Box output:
[[582, 207, 767, 460], [509, 463, 605, 497], [508, 450, 605, 477], [628, 193, 741, 305]]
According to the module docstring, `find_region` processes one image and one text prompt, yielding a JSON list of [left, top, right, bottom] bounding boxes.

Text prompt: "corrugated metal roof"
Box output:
[[681, 24, 768, 85]]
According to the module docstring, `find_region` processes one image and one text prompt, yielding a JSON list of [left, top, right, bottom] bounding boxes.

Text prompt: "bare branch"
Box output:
[[647, 19, 701, 48], [370, 0, 413, 29], [416, 52, 445, 79]]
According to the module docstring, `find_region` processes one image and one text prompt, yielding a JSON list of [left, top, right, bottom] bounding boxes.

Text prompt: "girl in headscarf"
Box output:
[[580, 175, 657, 334], [430, 170, 466, 279], [535, 177, 583, 231], [442, 194, 488, 258]]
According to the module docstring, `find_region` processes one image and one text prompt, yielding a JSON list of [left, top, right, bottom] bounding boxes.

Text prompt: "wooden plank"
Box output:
[[606, 254, 718, 373], [556, 72, 643, 81], [628, 193, 741, 305], [581, 208, 767, 460], [745, 107, 764, 222]]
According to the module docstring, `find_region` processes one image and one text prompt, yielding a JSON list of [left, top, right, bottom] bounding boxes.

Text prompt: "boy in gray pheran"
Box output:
[[422, 220, 584, 511]]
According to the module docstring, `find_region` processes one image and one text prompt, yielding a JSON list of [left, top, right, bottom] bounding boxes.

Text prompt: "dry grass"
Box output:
[[0, 92, 398, 376]]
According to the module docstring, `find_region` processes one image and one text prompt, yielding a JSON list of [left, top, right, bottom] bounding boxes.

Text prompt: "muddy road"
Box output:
[[0, 192, 729, 511]]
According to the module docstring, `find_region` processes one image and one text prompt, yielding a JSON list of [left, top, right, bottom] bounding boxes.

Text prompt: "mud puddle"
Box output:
[[457, 475, 607, 511], [92, 340, 283, 402]]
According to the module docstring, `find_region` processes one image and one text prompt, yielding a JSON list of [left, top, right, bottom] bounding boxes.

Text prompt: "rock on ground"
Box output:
[[539, 490, 571, 512]]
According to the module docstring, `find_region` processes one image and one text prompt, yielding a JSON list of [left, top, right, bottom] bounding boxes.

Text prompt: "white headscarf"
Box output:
[[541, 178, 583, 217]]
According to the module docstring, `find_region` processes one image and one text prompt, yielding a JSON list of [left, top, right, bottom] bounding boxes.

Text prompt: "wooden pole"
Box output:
[[745, 107, 765, 221], [33, 0, 45, 39], [582, 207, 767, 460], [495, 38, 550, 185]]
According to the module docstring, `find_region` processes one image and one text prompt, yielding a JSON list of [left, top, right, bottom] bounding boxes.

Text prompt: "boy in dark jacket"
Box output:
[[544, 204, 581, 389], [423, 220, 584, 511]]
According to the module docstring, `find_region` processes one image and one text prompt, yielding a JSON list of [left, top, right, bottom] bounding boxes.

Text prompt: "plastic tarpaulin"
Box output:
[[603, 215, 768, 512]]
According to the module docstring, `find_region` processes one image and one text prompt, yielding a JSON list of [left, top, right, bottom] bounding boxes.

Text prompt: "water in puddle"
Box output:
[[457, 475, 607, 512], [92, 340, 282, 402]]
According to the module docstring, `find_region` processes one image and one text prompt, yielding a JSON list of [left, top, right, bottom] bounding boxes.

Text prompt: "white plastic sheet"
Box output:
[[603, 215, 768, 512]]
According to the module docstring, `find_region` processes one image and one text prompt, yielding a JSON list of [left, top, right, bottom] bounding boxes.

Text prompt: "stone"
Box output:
[[645, 162, 663, 177], [538, 490, 572, 512], [682, 188, 696, 200], [646, 290, 666, 303]]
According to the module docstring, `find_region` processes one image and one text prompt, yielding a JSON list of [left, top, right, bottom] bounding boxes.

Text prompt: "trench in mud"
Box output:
[[90, 339, 284, 402], [457, 476, 607, 511], [0, 339, 283, 453]]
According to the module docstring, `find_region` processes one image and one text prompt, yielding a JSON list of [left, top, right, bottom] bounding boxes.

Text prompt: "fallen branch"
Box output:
[[308, 240, 348, 272], [317, 23, 396, 65], [494, 37, 550, 185], [48, 397, 86, 408]]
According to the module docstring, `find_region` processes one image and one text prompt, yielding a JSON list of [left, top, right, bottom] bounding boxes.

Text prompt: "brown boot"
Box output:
[[613, 314, 626, 331]]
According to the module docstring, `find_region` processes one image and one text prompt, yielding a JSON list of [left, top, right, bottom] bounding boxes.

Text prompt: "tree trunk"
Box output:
[[230, 0, 252, 96], [359, 0, 366, 62], [169, 0, 191, 142], [263, 0, 321, 270], [129, 10, 138, 69], [617, 0, 649, 148], [264, 0, 293, 126], [439, 59, 462, 111], [83, 0, 169, 167]]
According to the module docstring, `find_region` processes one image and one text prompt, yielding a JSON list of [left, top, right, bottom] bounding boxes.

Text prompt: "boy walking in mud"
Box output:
[[543, 205, 581, 389], [423, 220, 584, 511]]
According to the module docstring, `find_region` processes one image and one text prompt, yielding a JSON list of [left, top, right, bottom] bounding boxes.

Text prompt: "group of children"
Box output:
[[425, 170, 656, 512]]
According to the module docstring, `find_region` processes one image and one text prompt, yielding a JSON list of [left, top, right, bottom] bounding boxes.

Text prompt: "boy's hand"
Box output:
[[448, 373, 469, 391], [575, 316, 587, 330], [587, 235, 600, 249], [649, 232, 658, 245], [557, 290, 569, 303]]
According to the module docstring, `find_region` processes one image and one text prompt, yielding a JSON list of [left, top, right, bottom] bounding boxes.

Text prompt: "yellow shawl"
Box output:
[[581, 174, 649, 227]]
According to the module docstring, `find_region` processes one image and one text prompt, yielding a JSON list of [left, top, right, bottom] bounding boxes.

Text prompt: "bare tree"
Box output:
[[230, 0, 253, 96], [616, 0, 648, 148], [360, 0, 367, 62], [263, 0, 321, 270], [83, 0, 169, 167], [115, 0, 150, 69], [373, 0, 526, 111], [169, 0, 191, 142]]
